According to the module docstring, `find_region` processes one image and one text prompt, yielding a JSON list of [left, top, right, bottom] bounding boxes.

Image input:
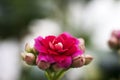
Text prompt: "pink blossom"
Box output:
[[108, 30, 120, 49], [112, 30, 120, 39], [34, 32, 83, 68]]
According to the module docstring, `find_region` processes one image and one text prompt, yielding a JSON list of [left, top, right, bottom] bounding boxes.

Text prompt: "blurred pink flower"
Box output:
[[108, 30, 120, 49], [34, 32, 83, 68], [112, 30, 120, 39]]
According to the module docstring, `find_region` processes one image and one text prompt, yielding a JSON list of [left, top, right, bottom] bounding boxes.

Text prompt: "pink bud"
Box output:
[[78, 38, 85, 52], [37, 61, 50, 70], [108, 36, 119, 49], [84, 55, 93, 65], [72, 55, 85, 68], [24, 53, 35, 65], [112, 30, 120, 39]]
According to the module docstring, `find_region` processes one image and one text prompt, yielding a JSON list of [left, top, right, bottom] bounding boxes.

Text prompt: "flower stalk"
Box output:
[[45, 69, 67, 80]]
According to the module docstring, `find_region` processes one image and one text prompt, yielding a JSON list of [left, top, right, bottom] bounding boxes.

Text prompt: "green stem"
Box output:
[[45, 70, 52, 80], [53, 69, 68, 80], [45, 69, 68, 80], [52, 72, 57, 80], [56, 69, 66, 80]]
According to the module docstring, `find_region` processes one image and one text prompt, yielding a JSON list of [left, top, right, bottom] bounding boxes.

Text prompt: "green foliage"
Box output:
[[0, 0, 51, 39]]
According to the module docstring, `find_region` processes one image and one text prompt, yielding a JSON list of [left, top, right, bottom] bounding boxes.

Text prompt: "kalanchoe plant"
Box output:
[[21, 32, 93, 80]]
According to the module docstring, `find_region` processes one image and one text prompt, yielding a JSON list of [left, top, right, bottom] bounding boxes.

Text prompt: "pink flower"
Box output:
[[108, 30, 120, 49], [34, 32, 83, 68], [112, 30, 120, 39]]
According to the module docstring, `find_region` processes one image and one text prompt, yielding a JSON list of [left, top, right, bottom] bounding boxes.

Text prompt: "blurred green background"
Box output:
[[0, 0, 120, 80]]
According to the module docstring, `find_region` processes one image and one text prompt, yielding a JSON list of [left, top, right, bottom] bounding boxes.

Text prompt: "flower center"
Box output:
[[55, 42, 63, 50], [49, 42, 63, 50]]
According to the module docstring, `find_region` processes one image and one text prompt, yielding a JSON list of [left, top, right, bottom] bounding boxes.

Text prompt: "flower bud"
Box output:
[[25, 43, 33, 53], [112, 30, 120, 39], [84, 55, 93, 65], [37, 61, 50, 70], [24, 53, 35, 65], [108, 36, 119, 49], [78, 38, 85, 52], [72, 55, 85, 68]]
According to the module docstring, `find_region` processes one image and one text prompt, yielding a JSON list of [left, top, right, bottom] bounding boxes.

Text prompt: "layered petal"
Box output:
[[55, 56, 72, 68], [37, 54, 55, 63], [41, 36, 56, 48], [34, 36, 43, 52]]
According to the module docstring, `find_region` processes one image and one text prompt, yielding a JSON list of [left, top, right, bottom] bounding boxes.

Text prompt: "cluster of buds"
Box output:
[[21, 43, 37, 65], [71, 38, 93, 68], [21, 38, 93, 71], [108, 30, 120, 50]]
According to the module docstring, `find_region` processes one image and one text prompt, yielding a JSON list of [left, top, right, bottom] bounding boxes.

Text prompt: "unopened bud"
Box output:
[[25, 43, 33, 53], [24, 53, 35, 65], [78, 38, 85, 52], [84, 55, 93, 65], [108, 36, 119, 49], [37, 61, 50, 70], [72, 55, 85, 68], [112, 30, 120, 39]]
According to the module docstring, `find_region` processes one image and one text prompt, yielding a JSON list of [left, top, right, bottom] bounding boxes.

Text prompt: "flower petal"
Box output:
[[34, 36, 43, 52], [41, 36, 56, 48], [48, 50, 59, 55], [64, 37, 79, 49], [72, 50, 83, 58], [65, 45, 79, 56], [57, 56, 72, 68], [37, 54, 55, 63]]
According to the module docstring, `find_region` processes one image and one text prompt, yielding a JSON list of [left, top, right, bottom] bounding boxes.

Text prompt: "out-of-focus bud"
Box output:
[[78, 38, 85, 52], [25, 43, 33, 53], [37, 61, 50, 70], [84, 55, 93, 65], [108, 30, 120, 50], [24, 53, 35, 65], [72, 55, 85, 68], [112, 30, 120, 39], [108, 36, 119, 49], [52, 64, 63, 71]]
